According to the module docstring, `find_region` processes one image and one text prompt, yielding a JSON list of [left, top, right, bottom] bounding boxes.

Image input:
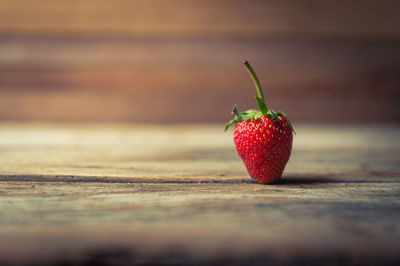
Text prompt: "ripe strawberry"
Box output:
[[225, 60, 294, 184]]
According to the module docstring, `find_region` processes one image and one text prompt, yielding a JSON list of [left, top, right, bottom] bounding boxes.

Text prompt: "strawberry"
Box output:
[[225, 60, 294, 184]]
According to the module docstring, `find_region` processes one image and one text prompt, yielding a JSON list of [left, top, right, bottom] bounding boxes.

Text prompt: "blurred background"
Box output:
[[0, 0, 399, 124]]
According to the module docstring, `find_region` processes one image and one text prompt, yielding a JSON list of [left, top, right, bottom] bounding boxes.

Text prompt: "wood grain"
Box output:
[[0, 0, 399, 123], [0, 123, 399, 265], [1, 0, 399, 37]]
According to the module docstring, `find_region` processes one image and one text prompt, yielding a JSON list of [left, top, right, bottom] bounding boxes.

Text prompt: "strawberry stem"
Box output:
[[225, 60, 295, 133], [243, 60, 265, 101]]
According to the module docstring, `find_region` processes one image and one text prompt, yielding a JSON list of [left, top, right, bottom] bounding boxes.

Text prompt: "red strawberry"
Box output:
[[225, 60, 294, 184]]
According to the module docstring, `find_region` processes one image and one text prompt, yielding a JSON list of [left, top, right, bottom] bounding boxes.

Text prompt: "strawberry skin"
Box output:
[[234, 115, 293, 184], [225, 60, 294, 184]]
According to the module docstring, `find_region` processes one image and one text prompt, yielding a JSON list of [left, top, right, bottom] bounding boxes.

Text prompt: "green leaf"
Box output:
[[225, 105, 242, 132], [224, 118, 238, 132], [256, 97, 268, 115], [254, 112, 263, 120], [239, 110, 261, 121], [267, 110, 278, 121], [232, 105, 240, 118], [225, 107, 265, 132], [275, 111, 295, 134], [239, 111, 252, 121]]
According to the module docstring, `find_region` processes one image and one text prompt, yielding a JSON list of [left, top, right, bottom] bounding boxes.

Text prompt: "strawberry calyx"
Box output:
[[224, 60, 295, 133]]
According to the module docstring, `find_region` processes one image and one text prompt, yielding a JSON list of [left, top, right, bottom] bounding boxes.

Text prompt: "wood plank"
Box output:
[[0, 123, 399, 265], [1, 1, 400, 123], [0, 123, 399, 179], [0, 0, 399, 38], [0, 37, 399, 123]]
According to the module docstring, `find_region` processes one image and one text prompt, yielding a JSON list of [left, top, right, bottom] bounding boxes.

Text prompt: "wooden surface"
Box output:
[[1, 0, 400, 123], [0, 122, 399, 265]]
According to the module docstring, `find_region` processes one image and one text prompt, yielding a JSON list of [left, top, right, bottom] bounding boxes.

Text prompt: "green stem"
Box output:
[[243, 60, 264, 101]]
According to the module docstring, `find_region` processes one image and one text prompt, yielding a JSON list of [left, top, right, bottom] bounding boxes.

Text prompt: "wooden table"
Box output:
[[0, 123, 399, 265]]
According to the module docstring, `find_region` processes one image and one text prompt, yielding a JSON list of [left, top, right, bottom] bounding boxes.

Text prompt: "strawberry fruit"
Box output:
[[225, 60, 294, 184]]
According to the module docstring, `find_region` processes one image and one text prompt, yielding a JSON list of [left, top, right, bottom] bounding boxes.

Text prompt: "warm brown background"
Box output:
[[0, 0, 399, 123]]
